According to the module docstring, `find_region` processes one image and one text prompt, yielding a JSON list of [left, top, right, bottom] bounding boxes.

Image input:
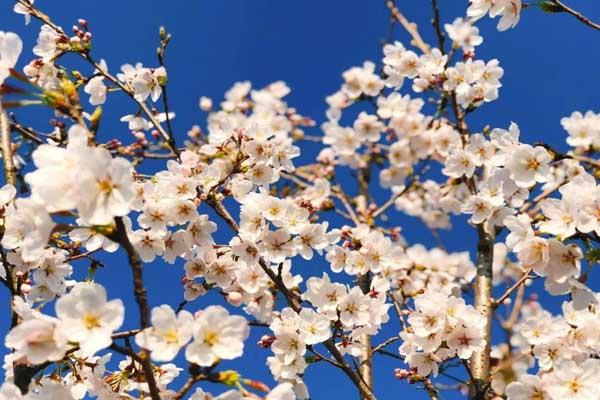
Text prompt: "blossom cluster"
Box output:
[[400, 289, 486, 377], [0, 1, 598, 400]]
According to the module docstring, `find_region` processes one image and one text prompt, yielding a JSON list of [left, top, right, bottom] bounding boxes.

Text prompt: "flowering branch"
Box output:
[[1, 1, 600, 399], [207, 197, 377, 400]]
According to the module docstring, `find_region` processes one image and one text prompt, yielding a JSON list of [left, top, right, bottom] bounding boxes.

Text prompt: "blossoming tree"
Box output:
[[0, 0, 599, 399]]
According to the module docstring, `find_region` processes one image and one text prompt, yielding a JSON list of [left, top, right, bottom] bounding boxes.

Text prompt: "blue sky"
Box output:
[[1, 1, 599, 399]]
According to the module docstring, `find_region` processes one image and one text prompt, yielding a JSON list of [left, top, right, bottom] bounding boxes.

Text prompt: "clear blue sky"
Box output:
[[0, 1, 599, 399]]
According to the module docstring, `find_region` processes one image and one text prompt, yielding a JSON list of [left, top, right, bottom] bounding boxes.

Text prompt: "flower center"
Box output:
[[205, 330, 219, 346], [97, 178, 115, 195], [84, 314, 101, 329]]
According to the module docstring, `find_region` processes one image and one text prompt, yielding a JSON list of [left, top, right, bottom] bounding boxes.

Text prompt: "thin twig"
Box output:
[[385, 0, 431, 53], [503, 282, 525, 330], [550, 0, 600, 31], [16, 0, 181, 157], [493, 267, 533, 307], [372, 336, 401, 354], [172, 373, 207, 400], [81, 53, 180, 158], [372, 161, 427, 218], [430, 0, 445, 52]]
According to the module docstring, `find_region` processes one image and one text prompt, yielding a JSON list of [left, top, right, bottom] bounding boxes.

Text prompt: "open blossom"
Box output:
[[506, 144, 551, 188], [561, 111, 600, 149], [467, 0, 522, 31], [186, 305, 249, 366], [2, 197, 55, 263], [0, 31, 22, 84], [401, 290, 486, 375], [136, 305, 194, 361], [338, 286, 371, 328], [543, 359, 600, 400], [84, 76, 107, 105], [442, 149, 476, 178], [25, 124, 136, 225], [131, 228, 166, 262], [131, 66, 166, 102], [298, 308, 331, 345], [2, 2, 600, 399], [55, 282, 124, 357], [444, 18, 483, 52], [506, 375, 548, 400], [341, 61, 383, 99], [5, 316, 67, 365], [33, 24, 59, 60]]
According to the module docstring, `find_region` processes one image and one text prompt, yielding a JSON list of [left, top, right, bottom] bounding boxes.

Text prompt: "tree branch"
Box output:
[[111, 217, 161, 400], [549, 0, 600, 31], [493, 267, 533, 308], [469, 225, 494, 399], [385, 0, 431, 53], [0, 109, 17, 186]]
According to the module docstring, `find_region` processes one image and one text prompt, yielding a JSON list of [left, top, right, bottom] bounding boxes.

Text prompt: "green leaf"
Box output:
[[539, 1, 564, 13]]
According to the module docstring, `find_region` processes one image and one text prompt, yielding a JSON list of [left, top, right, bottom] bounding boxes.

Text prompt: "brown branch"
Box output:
[[172, 373, 207, 400], [385, 0, 431, 53], [430, 0, 445, 52], [9, 120, 45, 145], [519, 183, 560, 215], [82, 53, 180, 158], [16, 0, 65, 34], [372, 160, 428, 219], [569, 154, 600, 168], [332, 186, 360, 225], [0, 108, 33, 394], [111, 217, 161, 400], [493, 267, 533, 308], [502, 281, 525, 331], [112, 329, 142, 340], [156, 27, 176, 148], [372, 335, 401, 354], [550, 0, 600, 31]]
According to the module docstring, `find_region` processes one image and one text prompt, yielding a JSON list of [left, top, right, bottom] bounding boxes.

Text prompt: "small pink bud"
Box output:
[[257, 335, 276, 349], [226, 291, 243, 306]]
